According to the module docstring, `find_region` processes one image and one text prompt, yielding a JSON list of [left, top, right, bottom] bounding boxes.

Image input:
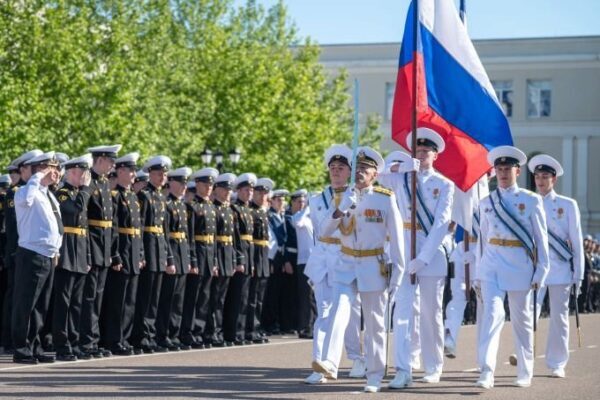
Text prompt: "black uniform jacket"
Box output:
[[250, 201, 270, 278], [138, 183, 171, 272], [111, 185, 144, 275], [165, 193, 193, 275], [190, 195, 217, 276], [56, 182, 92, 273], [231, 199, 253, 275], [87, 170, 116, 267]]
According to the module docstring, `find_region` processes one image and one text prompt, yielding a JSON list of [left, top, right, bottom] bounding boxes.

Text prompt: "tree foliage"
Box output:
[[0, 0, 380, 190]]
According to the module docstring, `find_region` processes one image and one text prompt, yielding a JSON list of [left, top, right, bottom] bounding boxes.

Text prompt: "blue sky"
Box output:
[[234, 0, 600, 44]]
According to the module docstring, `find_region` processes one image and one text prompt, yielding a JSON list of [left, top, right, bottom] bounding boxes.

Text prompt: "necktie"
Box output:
[[47, 191, 64, 235]]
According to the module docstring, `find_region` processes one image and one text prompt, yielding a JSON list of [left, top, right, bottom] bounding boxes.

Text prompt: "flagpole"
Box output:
[[350, 79, 360, 187], [460, 0, 470, 299], [410, 0, 419, 285]]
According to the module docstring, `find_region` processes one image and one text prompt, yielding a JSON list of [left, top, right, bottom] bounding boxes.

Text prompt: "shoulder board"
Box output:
[[13, 186, 20, 193], [111, 190, 118, 197], [373, 186, 393, 196]]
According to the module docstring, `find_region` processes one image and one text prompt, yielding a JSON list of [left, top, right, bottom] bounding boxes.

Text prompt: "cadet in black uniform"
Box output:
[[2, 150, 43, 354], [180, 168, 219, 349], [0, 173, 12, 348], [224, 173, 256, 345], [246, 178, 273, 344], [79, 144, 121, 359], [207, 173, 237, 347], [131, 155, 173, 354], [53, 155, 93, 361], [102, 153, 143, 356], [156, 167, 193, 351]]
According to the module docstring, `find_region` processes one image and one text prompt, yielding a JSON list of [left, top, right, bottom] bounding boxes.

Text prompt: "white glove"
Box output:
[[408, 258, 427, 275], [471, 279, 482, 300], [531, 271, 544, 289], [387, 284, 398, 300], [396, 158, 420, 173], [337, 187, 357, 214], [572, 278, 582, 294], [463, 250, 476, 265]]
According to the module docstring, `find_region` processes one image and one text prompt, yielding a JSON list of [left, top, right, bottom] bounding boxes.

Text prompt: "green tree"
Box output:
[[0, 0, 379, 191]]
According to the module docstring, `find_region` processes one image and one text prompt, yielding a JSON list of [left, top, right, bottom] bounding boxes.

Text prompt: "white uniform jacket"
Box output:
[[321, 186, 405, 292], [380, 167, 454, 277], [542, 190, 584, 285], [304, 186, 343, 285], [476, 184, 550, 291]]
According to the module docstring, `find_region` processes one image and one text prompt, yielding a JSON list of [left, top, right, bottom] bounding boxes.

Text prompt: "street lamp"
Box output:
[[201, 147, 241, 172]]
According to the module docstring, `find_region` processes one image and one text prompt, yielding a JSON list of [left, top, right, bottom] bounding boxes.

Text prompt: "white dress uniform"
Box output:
[[476, 146, 550, 389], [528, 155, 584, 377], [383, 129, 454, 385], [314, 147, 405, 392], [304, 186, 363, 371]]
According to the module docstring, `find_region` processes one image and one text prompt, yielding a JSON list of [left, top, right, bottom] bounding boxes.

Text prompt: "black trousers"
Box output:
[[11, 247, 55, 357], [131, 269, 162, 348], [101, 270, 138, 349], [223, 272, 250, 342], [156, 273, 186, 345], [295, 264, 316, 334], [180, 273, 212, 345], [1, 266, 15, 349], [205, 276, 230, 343], [262, 258, 284, 332], [79, 265, 109, 351], [245, 276, 268, 340], [280, 266, 297, 332], [52, 268, 86, 355]]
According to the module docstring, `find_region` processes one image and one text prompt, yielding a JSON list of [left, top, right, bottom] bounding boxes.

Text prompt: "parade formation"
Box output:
[[0, 129, 585, 394]]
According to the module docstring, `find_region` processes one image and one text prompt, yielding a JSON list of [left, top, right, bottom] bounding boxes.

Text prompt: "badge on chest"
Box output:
[[363, 209, 383, 223]]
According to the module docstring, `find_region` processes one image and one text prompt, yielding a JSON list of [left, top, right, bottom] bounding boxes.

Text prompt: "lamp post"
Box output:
[[201, 147, 241, 172]]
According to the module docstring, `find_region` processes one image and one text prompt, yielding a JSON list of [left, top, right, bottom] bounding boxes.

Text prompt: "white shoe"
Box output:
[[388, 371, 412, 389], [421, 372, 441, 383], [304, 372, 327, 384], [410, 357, 421, 371], [475, 371, 494, 389], [348, 358, 367, 378], [551, 368, 565, 378], [364, 379, 381, 393], [508, 354, 518, 366], [513, 377, 531, 388], [311, 360, 337, 379]]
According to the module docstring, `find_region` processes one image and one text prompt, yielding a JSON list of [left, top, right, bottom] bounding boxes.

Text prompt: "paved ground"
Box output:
[[1, 314, 599, 399]]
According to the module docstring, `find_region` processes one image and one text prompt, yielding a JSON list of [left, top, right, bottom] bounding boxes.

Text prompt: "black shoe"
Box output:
[[252, 338, 266, 344], [99, 348, 112, 357], [36, 354, 56, 363], [298, 331, 313, 339], [112, 346, 133, 356], [225, 341, 234, 347], [79, 351, 94, 360], [167, 344, 181, 352], [203, 342, 212, 349], [13, 355, 38, 364], [179, 344, 192, 351], [190, 342, 204, 350], [212, 341, 225, 348], [56, 353, 77, 362], [133, 347, 144, 355], [234, 340, 249, 346], [154, 345, 168, 353]]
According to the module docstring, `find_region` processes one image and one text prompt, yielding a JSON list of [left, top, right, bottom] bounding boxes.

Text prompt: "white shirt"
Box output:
[[291, 206, 314, 265], [542, 190, 584, 285], [15, 172, 63, 258], [476, 184, 550, 291]]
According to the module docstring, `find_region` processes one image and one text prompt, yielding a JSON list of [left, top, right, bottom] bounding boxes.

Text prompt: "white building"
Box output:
[[319, 36, 600, 233]]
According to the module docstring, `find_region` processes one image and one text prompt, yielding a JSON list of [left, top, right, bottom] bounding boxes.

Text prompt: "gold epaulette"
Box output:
[[373, 186, 393, 196], [111, 190, 118, 197]]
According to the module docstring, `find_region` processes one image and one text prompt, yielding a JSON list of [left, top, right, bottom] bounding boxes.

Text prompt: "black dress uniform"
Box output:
[[246, 199, 271, 343], [53, 174, 92, 360], [131, 181, 171, 352], [156, 187, 194, 351], [262, 204, 287, 333], [207, 197, 236, 347], [101, 153, 143, 356], [224, 194, 254, 345], [281, 210, 299, 333], [80, 159, 119, 358], [1, 180, 23, 352], [180, 183, 218, 348], [0, 178, 9, 348]]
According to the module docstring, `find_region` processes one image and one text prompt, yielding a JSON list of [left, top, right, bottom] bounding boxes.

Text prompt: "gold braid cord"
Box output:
[[339, 215, 356, 236]]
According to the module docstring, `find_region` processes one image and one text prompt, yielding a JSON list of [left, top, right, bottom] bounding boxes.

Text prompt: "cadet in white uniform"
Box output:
[[384, 128, 454, 388], [312, 146, 405, 393], [474, 146, 550, 389], [528, 154, 583, 378], [303, 144, 365, 384]]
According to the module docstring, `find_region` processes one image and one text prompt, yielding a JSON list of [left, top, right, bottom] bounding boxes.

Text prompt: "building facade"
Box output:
[[319, 36, 600, 234]]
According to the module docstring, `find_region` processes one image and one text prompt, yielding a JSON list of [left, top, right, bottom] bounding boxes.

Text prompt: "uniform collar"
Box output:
[[543, 189, 557, 200], [116, 184, 130, 193], [168, 192, 182, 202], [63, 181, 76, 191], [195, 194, 210, 203], [498, 183, 518, 194], [418, 167, 434, 177], [357, 185, 374, 195], [147, 182, 160, 192], [235, 199, 249, 207]]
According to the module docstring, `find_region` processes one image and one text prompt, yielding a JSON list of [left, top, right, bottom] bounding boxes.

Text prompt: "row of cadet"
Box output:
[[0, 145, 314, 363]]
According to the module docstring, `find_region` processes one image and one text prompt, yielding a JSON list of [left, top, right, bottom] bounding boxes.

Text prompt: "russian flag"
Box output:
[[392, 0, 513, 192]]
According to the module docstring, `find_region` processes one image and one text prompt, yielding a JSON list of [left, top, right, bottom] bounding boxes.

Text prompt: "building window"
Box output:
[[492, 80, 513, 117], [385, 82, 395, 121], [527, 80, 552, 118]]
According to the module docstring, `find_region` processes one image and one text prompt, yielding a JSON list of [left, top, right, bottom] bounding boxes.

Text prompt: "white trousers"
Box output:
[[322, 281, 387, 382], [312, 279, 363, 362], [479, 280, 534, 380], [535, 284, 571, 370], [445, 277, 483, 366], [411, 286, 421, 366], [393, 275, 445, 375]]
